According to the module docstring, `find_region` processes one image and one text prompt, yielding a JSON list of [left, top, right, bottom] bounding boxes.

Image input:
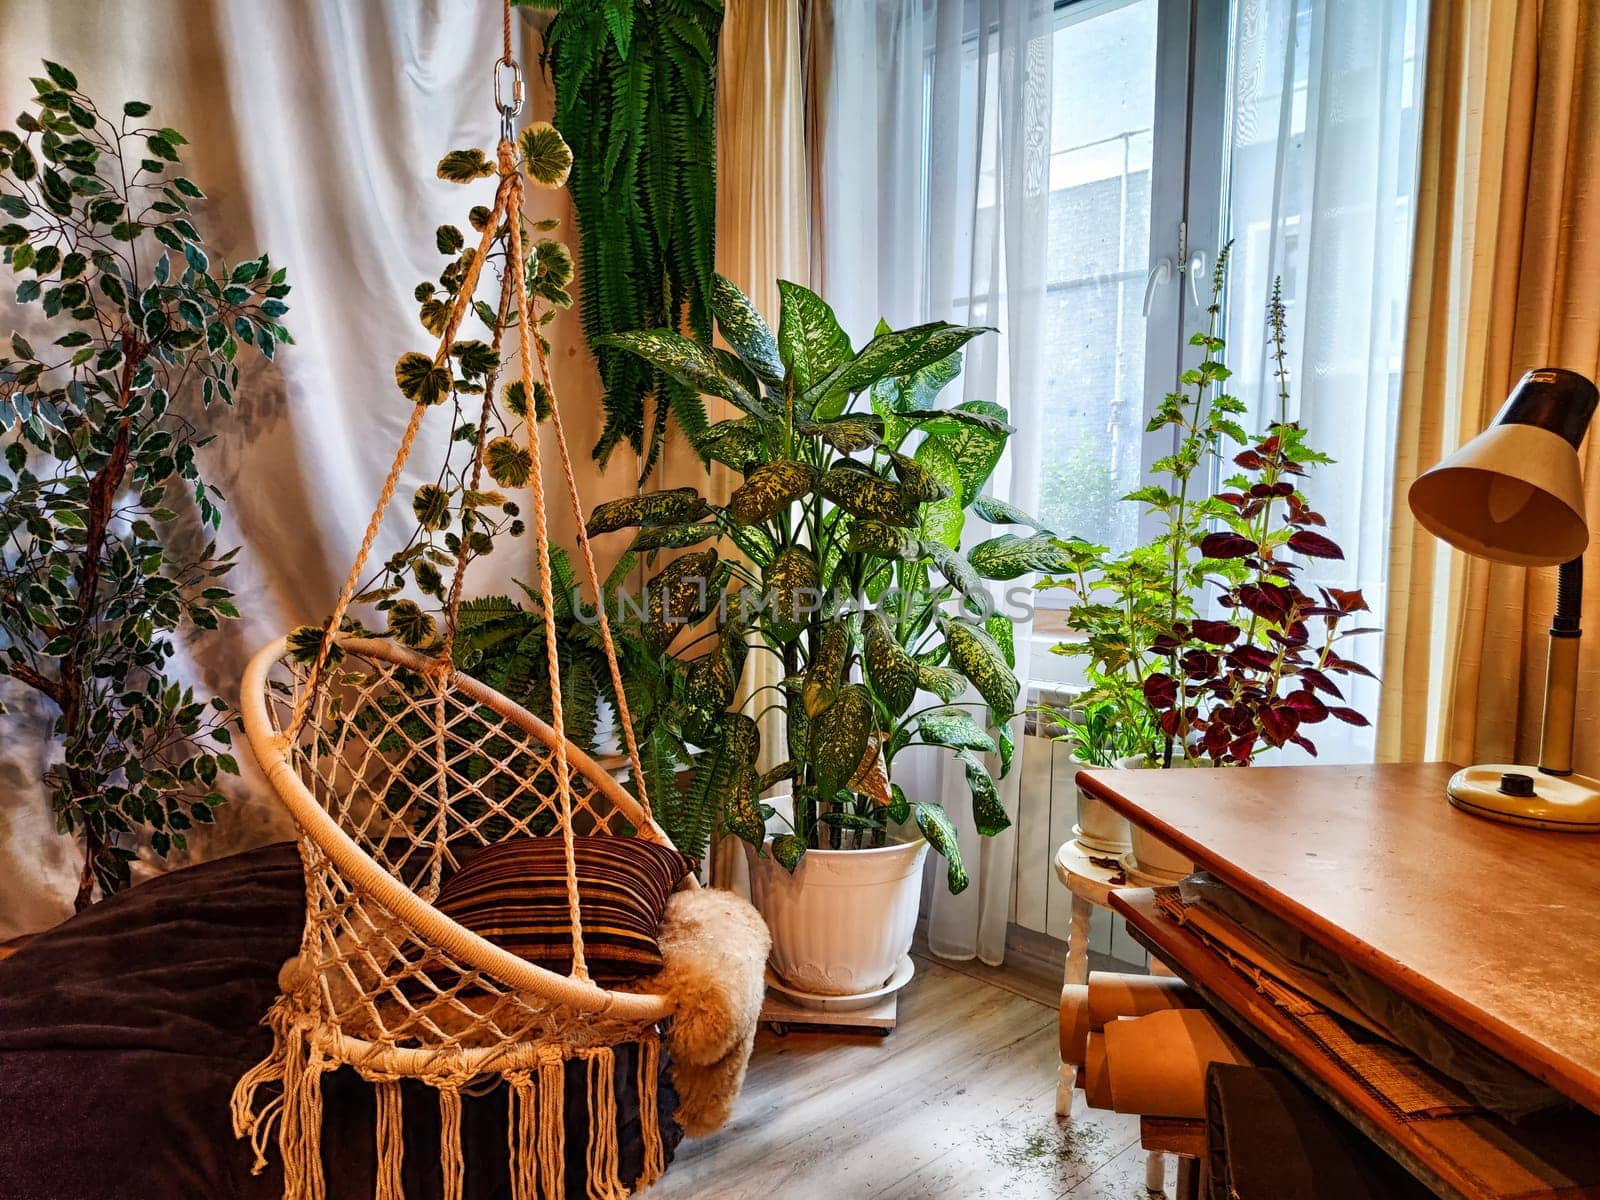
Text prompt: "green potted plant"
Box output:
[[1038, 543, 1166, 855], [0, 64, 289, 908], [1040, 254, 1375, 880], [585, 276, 1056, 999]]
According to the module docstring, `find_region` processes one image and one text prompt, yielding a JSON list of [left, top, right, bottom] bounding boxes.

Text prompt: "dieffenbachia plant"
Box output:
[[0, 63, 290, 907], [585, 277, 1066, 892]]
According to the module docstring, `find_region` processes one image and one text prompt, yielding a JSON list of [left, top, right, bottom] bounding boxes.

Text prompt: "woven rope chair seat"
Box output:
[[244, 634, 678, 1047]]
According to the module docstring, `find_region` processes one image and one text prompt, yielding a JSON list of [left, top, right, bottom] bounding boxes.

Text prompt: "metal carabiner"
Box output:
[[494, 56, 524, 142]]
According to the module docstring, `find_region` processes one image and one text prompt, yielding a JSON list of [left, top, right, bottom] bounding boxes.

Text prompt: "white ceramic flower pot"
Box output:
[[745, 838, 929, 998], [1116, 753, 1196, 880], [1073, 756, 1131, 854]]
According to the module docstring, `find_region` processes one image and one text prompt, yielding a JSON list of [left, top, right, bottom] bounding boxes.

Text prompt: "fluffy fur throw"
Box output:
[[640, 886, 770, 1137]]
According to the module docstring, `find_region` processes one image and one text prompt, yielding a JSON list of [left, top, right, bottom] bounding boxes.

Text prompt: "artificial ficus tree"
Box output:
[[0, 63, 290, 907]]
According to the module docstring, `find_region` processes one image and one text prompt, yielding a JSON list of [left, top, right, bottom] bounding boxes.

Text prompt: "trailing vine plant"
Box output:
[[0, 63, 290, 907], [515, 0, 723, 480]]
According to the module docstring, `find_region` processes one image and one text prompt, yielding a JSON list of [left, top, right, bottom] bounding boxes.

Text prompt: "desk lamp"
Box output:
[[1408, 367, 1600, 831]]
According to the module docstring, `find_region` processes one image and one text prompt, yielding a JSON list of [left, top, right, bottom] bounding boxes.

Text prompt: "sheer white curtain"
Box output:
[[1221, 0, 1424, 762], [819, 0, 1053, 964]]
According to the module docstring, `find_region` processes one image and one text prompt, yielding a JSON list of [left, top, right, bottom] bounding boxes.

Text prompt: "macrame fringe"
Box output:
[[232, 1009, 331, 1200], [374, 1079, 405, 1200], [636, 1034, 665, 1191], [584, 1047, 626, 1200], [234, 1012, 665, 1200], [439, 1086, 465, 1200]]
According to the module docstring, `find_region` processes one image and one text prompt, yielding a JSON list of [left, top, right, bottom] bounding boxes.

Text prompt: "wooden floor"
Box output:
[[650, 948, 1174, 1200]]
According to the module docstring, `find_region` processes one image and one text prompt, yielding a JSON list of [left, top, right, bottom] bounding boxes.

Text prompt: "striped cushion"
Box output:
[[434, 836, 693, 984]]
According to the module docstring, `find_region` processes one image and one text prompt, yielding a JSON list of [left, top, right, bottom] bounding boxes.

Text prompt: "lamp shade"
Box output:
[[1408, 368, 1597, 567]]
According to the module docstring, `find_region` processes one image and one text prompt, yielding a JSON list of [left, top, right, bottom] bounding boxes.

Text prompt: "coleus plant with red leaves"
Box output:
[[1139, 276, 1377, 764]]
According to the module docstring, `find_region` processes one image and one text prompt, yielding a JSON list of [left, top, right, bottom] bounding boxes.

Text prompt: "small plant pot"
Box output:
[[1073, 756, 1131, 854], [745, 838, 929, 1000], [1115, 753, 1196, 880]]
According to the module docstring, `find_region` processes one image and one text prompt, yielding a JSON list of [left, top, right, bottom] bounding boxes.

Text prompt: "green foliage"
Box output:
[[589, 276, 1037, 889], [1038, 248, 1374, 767], [0, 66, 286, 906], [539, 0, 725, 479]]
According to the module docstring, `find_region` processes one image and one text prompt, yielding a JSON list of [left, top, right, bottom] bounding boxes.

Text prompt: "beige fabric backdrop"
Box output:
[[0, 0, 776, 936], [1378, 0, 1600, 768], [707, 0, 810, 890]]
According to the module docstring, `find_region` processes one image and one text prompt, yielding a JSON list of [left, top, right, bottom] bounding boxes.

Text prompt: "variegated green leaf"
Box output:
[[997, 721, 1015, 779], [940, 400, 1010, 504], [847, 520, 921, 560], [485, 436, 533, 488], [915, 801, 969, 894], [711, 274, 784, 385], [727, 460, 819, 525], [917, 663, 965, 702], [412, 484, 450, 530], [888, 451, 953, 503], [913, 438, 965, 549], [984, 611, 1016, 669], [776, 279, 852, 400], [956, 749, 1009, 836], [587, 487, 709, 536], [967, 533, 1078, 580], [518, 122, 573, 188], [917, 706, 996, 753], [597, 329, 765, 418], [782, 676, 809, 763], [887, 782, 911, 825], [864, 609, 917, 716], [630, 521, 721, 552], [685, 626, 747, 715], [394, 351, 451, 406], [806, 414, 884, 453], [758, 761, 796, 793], [764, 546, 820, 641], [941, 617, 1019, 721], [771, 833, 807, 872], [819, 466, 919, 527], [802, 321, 991, 416], [803, 621, 849, 717], [696, 417, 766, 471], [927, 542, 983, 602], [898, 406, 1013, 440], [696, 712, 762, 845], [812, 683, 874, 801], [972, 494, 1047, 530], [645, 549, 720, 651], [436, 147, 493, 183], [387, 599, 436, 647]]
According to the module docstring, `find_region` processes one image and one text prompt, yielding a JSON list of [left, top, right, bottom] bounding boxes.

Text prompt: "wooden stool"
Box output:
[[1141, 1116, 1204, 1200]]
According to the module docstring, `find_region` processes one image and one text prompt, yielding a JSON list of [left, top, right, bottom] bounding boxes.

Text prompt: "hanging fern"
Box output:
[[517, 0, 723, 481]]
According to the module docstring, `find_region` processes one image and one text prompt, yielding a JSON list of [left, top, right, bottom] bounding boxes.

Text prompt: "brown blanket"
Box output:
[[0, 843, 679, 1200]]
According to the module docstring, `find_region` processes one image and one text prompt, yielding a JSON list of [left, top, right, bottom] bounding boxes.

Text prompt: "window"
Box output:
[[1029, 0, 1425, 764]]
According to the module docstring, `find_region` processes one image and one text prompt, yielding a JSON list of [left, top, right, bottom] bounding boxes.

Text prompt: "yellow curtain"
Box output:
[[708, 0, 812, 884], [1379, 0, 1600, 768]]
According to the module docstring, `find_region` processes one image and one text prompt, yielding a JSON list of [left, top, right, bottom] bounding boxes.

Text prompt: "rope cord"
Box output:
[[522, 251, 652, 819], [504, 141, 589, 982]]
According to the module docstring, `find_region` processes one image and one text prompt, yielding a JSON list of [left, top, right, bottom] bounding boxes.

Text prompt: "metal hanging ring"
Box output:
[[494, 56, 524, 141]]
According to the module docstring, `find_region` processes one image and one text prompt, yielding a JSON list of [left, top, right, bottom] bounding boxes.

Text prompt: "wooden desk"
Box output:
[[1078, 763, 1600, 1200]]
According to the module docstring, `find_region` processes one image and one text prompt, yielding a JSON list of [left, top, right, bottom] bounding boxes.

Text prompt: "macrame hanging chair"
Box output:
[[231, 18, 696, 1199]]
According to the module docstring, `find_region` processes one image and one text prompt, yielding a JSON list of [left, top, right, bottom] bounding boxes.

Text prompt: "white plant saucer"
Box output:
[[1119, 850, 1188, 887], [764, 954, 916, 1013]]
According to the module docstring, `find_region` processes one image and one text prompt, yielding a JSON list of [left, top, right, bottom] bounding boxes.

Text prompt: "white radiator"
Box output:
[[1009, 721, 1144, 964]]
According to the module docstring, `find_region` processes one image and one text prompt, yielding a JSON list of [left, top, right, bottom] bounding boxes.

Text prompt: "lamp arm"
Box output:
[[1538, 557, 1583, 776]]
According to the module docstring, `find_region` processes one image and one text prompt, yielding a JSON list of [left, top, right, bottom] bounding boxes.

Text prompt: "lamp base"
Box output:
[[1446, 764, 1600, 832]]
